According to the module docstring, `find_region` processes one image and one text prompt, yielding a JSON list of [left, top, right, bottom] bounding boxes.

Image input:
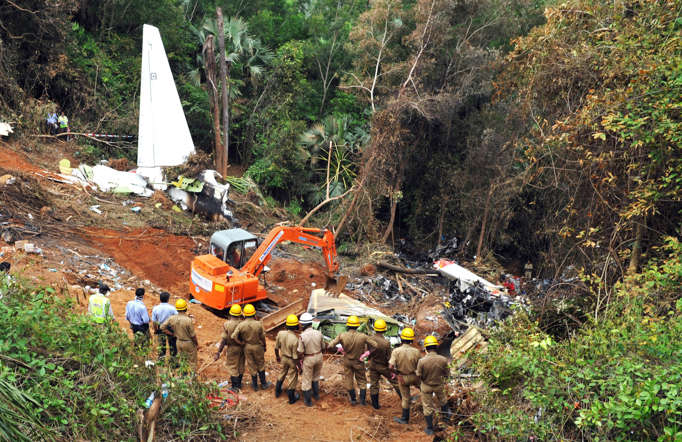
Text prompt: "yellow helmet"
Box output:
[[400, 328, 415, 341], [229, 304, 242, 317], [286, 314, 299, 327], [346, 315, 360, 327], [175, 299, 188, 311], [424, 335, 439, 347], [243, 303, 256, 317], [373, 319, 387, 332]]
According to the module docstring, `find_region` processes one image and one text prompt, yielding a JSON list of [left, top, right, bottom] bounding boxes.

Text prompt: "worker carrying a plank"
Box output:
[[152, 292, 177, 361], [417, 335, 450, 435], [231, 303, 272, 391], [125, 287, 150, 349], [214, 304, 245, 391], [88, 283, 114, 324], [297, 312, 325, 407], [160, 299, 198, 370], [275, 314, 301, 404], [329, 315, 370, 406], [389, 327, 421, 424], [363, 319, 401, 409]]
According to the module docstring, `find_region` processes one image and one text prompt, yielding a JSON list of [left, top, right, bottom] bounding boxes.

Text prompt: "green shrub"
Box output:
[[0, 277, 227, 440], [470, 238, 682, 441]]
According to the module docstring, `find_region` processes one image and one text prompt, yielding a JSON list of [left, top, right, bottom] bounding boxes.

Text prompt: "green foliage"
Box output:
[[470, 239, 682, 440], [0, 277, 226, 440]]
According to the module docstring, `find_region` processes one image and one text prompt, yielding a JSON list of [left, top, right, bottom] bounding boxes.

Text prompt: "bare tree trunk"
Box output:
[[216, 7, 229, 174], [203, 35, 223, 171], [628, 219, 644, 274], [475, 184, 494, 262], [436, 198, 447, 249]]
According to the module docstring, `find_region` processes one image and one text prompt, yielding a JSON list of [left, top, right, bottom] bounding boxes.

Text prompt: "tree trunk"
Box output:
[[203, 35, 223, 171], [628, 219, 644, 274], [475, 184, 494, 262], [216, 7, 229, 174]]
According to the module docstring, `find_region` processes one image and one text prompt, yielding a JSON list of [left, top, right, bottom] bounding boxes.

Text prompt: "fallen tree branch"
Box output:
[[376, 261, 434, 274]]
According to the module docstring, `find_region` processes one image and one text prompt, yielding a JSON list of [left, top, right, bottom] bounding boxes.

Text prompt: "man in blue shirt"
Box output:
[[125, 287, 150, 349], [152, 291, 178, 360]]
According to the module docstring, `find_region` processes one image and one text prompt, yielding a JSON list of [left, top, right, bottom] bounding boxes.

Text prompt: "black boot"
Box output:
[[230, 376, 240, 391], [424, 414, 434, 435], [393, 408, 409, 424], [251, 375, 259, 391], [303, 390, 312, 407], [348, 389, 357, 406], [258, 370, 272, 389], [311, 381, 320, 400], [441, 405, 450, 423], [287, 389, 300, 404], [359, 389, 367, 406], [275, 379, 283, 398], [370, 393, 380, 410], [237, 374, 243, 389]]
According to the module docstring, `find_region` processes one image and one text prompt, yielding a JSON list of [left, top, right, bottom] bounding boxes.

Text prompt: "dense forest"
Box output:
[[1, 0, 681, 439]]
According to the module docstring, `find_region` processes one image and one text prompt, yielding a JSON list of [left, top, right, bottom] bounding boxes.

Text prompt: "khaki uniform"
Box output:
[[389, 343, 421, 409], [330, 329, 368, 390], [161, 313, 197, 367], [221, 318, 245, 376], [367, 334, 399, 394], [297, 327, 325, 391], [275, 329, 300, 390], [416, 352, 449, 416], [231, 317, 266, 374]]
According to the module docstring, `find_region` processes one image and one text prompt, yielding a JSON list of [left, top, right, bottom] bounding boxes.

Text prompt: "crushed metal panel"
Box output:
[[433, 259, 503, 294], [449, 327, 488, 370], [261, 298, 306, 332], [307, 289, 404, 339]]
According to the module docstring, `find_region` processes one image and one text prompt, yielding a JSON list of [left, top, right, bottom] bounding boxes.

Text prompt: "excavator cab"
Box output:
[[210, 229, 259, 269]]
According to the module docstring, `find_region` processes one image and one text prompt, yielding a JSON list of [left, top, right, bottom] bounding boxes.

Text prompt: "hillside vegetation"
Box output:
[[0, 0, 680, 439]]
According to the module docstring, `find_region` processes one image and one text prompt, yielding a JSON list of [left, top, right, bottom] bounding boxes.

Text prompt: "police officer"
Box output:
[[275, 314, 301, 404], [88, 283, 114, 323], [329, 315, 369, 406], [214, 304, 245, 391], [160, 299, 198, 370], [231, 304, 272, 391], [297, 312, 325, 406], [417, 336, 450, 434], [152, 291, 177, 360], [365, 319, 400, 409], [389, 327, 421, 424]]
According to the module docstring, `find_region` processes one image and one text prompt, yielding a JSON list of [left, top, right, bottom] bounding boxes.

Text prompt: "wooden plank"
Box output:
[[262, 299, 306, 332]]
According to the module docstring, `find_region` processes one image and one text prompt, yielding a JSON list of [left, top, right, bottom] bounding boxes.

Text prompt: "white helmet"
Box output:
[[300, 312, 313, 325]]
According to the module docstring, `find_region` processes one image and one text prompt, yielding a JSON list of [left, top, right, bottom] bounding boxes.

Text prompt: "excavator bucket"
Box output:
[[324, 274, 348, 296]]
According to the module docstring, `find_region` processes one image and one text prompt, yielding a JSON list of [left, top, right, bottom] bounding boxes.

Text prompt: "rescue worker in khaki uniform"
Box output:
[[365, 319, 401, 409], [329, 315, 369, 406], [297, 312, 325, 406], [389, 327, 421, 424], [417, 335, 450, 434], [214, 304, 245, 391], [160, 299, 198, 370], [231, 303, 272, 391], [275, 314, 301, 404]]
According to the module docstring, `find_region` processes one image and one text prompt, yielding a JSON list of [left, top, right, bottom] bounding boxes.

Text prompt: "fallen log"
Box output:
[[376, 261, 436, 275]]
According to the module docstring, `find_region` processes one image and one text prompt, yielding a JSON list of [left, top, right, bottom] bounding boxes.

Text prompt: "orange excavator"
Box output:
[[189, 225, 339, 310]]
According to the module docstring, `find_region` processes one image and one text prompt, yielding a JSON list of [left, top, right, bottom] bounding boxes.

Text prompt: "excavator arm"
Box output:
[[242, 226, 339, 277]]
